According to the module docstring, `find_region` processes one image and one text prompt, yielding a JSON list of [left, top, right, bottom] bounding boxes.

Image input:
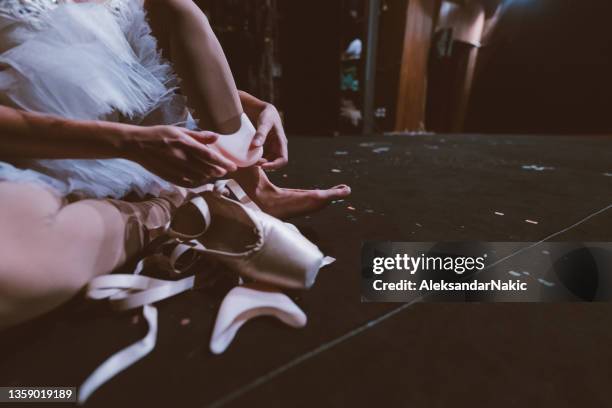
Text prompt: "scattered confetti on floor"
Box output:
[[538, 278, 555, 287], [331, 169, 342, 173], [522, 271, 531, 276], [347, 206, 356, 211], [181, 318, 191, 326], [542, 250, 550, 255], [359, 142, 390, 148], [372, 147, 390, 154], [525, 219, 539, 225], [522, 165, 555, 171], [604, 173, 612, 177], [508, 271, 522, 277], [335, 151, 349, 156], [494, 211, 505, 216]]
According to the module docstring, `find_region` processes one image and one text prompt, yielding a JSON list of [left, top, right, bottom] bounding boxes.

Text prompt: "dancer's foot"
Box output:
[[232, 167, 351, 219]]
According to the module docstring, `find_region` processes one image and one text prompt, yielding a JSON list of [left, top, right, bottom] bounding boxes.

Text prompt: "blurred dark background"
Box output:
[[195, 0, 612, 136], [465, 0, 612, 134]]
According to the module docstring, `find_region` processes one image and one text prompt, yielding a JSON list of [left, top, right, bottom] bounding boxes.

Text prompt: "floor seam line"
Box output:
[[206, 202, 612, 408]]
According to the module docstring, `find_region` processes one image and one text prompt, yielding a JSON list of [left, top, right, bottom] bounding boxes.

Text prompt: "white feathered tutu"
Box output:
[[0, 0, 192, 198]]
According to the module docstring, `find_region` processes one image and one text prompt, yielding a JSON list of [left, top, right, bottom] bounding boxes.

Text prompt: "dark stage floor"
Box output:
[[2, 134, 612, 407]]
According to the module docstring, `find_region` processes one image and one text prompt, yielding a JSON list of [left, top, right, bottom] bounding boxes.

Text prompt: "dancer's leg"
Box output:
[[232, 167, 352, 220], [144, 1, 352, 215], [145, 0, 243, 134], [0, 182, 185, 330]]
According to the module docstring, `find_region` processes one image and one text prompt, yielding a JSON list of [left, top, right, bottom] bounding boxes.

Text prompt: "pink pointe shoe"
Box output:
[[167, 181, 334, 289], [210, 113, 263, 168]]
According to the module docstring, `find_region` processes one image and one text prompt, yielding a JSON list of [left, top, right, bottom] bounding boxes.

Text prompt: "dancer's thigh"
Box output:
[[0, 181, 128, 328]]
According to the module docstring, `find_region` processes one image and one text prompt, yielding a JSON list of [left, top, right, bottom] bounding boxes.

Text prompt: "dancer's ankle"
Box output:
[[216, 113, 243, 135], [233, 167, 277, 194]]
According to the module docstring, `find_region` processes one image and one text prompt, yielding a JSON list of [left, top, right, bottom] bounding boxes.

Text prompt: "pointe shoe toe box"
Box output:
[[238, 211, 326, 289]]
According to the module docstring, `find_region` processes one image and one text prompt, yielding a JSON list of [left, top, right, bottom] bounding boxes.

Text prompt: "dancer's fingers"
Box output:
[[166, 142, 232, 182], [144, 161, 200, 187], [261, 157, 287, 170], [253, 117, 273, 147], [181, 151, 230, 180], [273, 119, 287, 140], [149, 147, 227, 185], [261, 139, 289, 169], [261, 122, 289, 170], [185, 141, 237, 173], [185, 130, 219, 145], [179, 130, 238, 172]]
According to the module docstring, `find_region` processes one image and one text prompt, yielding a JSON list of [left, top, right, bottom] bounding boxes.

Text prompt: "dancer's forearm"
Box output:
[[0, 106, 127, 160], [0, 105, 238, 186]]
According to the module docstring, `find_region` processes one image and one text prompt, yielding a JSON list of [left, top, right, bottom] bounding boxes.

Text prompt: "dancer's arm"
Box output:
[[145, 0, 288, 168], [0, 106, 236, 186]]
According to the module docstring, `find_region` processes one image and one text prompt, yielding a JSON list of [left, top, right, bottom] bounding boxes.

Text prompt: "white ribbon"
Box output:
[[224, 179, 261, 211], [78, 259, 196, 404], [87, 273, 196, 311], [78, 304, 158, 404]]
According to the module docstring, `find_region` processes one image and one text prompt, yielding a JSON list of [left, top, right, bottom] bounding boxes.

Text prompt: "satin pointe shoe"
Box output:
[[210, 113, 263, 167], [166, 181, 334, 290]]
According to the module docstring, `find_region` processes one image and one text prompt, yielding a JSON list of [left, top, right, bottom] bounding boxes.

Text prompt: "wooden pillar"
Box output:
[[394, 0, 440, 132], [363, 0, 381, 135]]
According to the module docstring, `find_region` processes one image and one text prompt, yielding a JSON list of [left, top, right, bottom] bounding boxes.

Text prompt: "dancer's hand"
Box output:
[[123, 125, 238, 187], [240, 91, 289, 170]]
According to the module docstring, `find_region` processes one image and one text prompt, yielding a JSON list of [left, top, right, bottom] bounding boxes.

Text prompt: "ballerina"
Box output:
[[0, 0, 350, 330]]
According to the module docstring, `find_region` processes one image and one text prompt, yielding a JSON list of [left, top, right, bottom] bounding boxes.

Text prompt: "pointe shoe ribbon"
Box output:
[[77, 304, 157, 404], [210, 284, 307, 355], [78, 259, 196, 404], [86, 272, 196, 311]]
